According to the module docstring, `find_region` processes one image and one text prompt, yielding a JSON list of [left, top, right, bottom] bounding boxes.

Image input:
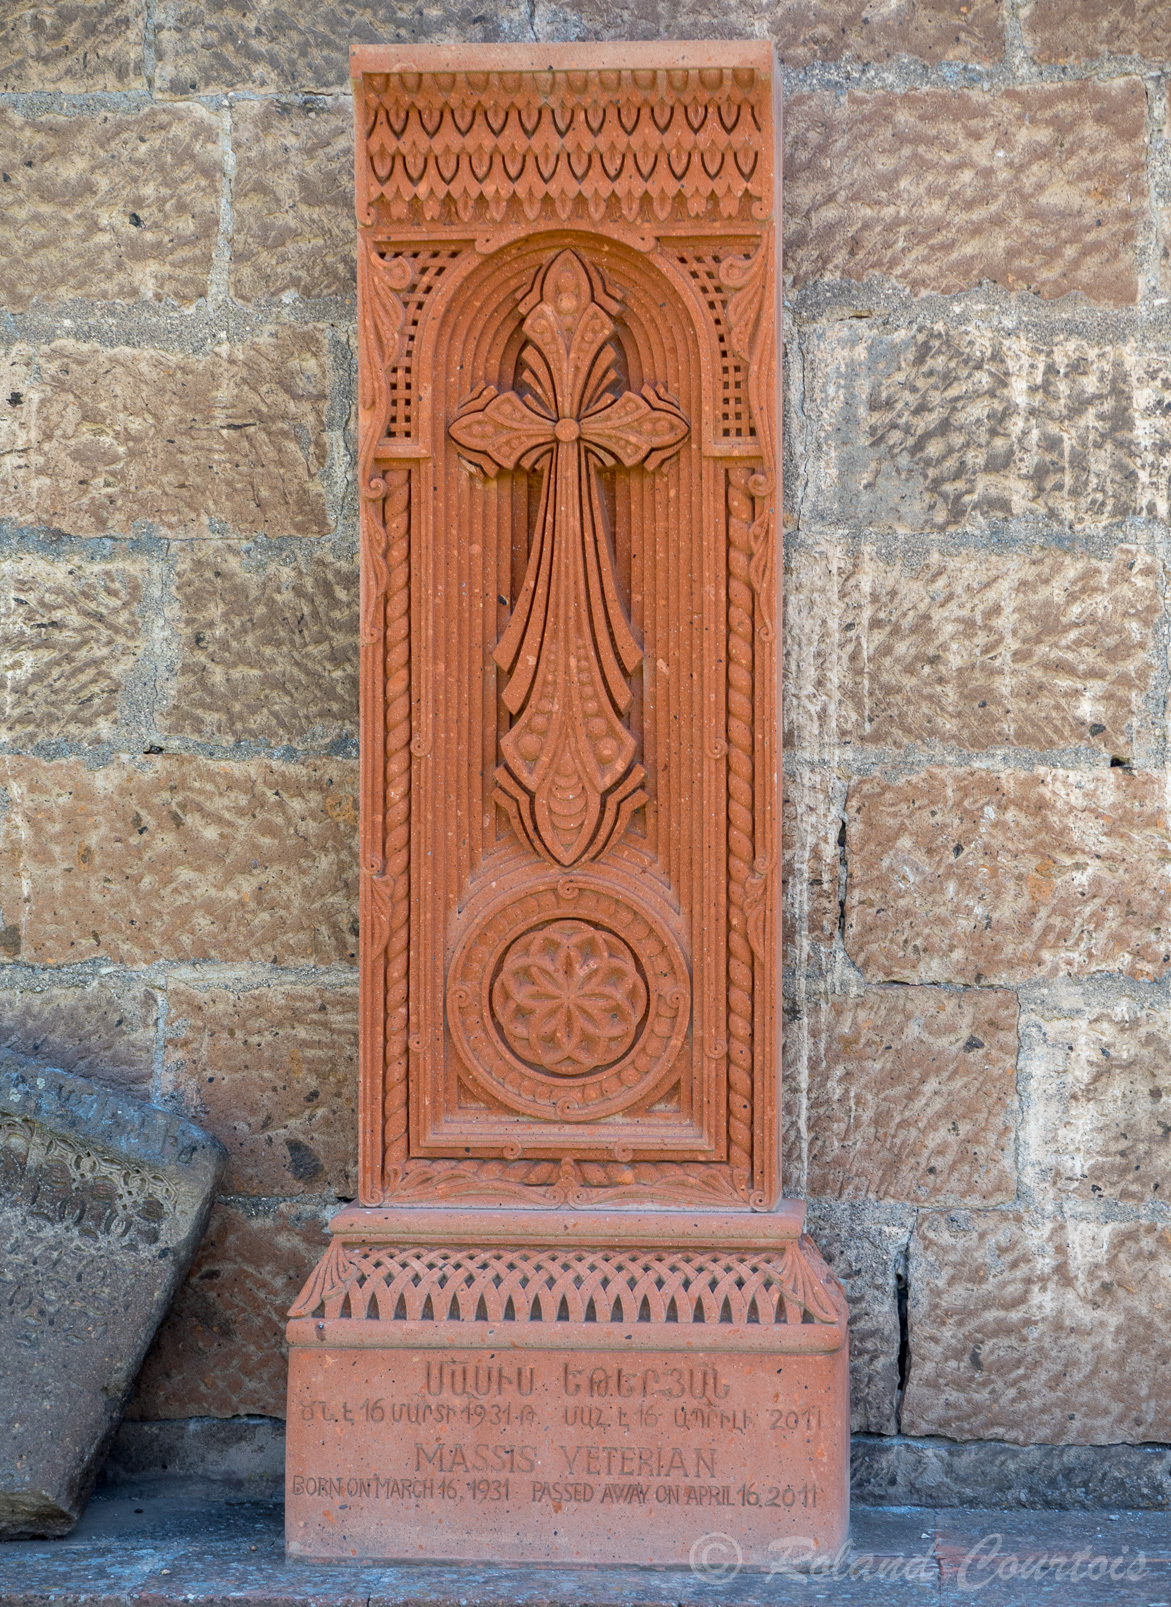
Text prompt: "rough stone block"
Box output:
[[127, 1198, 329, 1420], [845, 768, 1171, 986], [153, 0, 1001, 89], [153, 0, 532, 94], [785, 82, 1146, 303], [803, 1204, 909, 1436], [0, 351, 35, 478], [101, 1414, 285, 1491], [530, 0, 1003, 69], [0, 975, 158, 1093], [161, 981, 358, 1196], [792, 0, 1005, 66], [0, 755, 359, 968], [1021, 0, 1171, 63], [853, 1436, 1171, 1511], [0, 333, 332, 538], [0, 105, 220, 310], [230, 97, 354, 303], [1020, 989, 1170, 1204], [0, 0, 145, 92], [781, 765, 840, 969], [783, 541, 1160, 757], [780, 0, 1004, 66], [0, 1054, 224, 1535], [803, 324, 1171, 533], [904, 1212, 1171, 1444], [793, 987, 1017, 1203], [162, 542, 357, 747], [0, 548, 149, 744]]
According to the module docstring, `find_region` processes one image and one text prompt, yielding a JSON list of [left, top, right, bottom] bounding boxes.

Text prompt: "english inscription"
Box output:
[[286, 1343, 842, 1564]]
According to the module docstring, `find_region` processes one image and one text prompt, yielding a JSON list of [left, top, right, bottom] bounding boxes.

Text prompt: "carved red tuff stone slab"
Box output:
[[350, 46, 781, 1206], [286, 41, 848, 1567], [286, 1209, 849, 1565]]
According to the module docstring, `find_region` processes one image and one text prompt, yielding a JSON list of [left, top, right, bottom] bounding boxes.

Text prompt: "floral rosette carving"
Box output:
[[492, 920, 648, 1075], [446, 870, 690, 1125]]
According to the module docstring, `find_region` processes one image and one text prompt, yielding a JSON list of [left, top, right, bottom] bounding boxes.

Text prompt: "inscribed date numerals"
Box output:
[[739, 1481, 821, 1509], [299, 1397, 536, 1429], [467, 1478, 511, 1502], [770, 1407, 822, 1434]]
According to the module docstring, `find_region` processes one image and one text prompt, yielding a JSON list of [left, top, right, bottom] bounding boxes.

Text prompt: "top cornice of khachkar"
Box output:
[[350, 45, 777, 230]]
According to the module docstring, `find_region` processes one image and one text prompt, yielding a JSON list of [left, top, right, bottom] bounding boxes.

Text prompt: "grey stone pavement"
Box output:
[[0, 1489, 1169, 1606]]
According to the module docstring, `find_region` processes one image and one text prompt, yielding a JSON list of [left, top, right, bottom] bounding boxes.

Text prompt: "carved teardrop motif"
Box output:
[[448, 249, 690, 866]]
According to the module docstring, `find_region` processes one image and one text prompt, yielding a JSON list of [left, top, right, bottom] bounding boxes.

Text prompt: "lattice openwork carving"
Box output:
[[670, 248, 753, 440], [290, 1238, 840, 1327], [375, 247, 463, 438]]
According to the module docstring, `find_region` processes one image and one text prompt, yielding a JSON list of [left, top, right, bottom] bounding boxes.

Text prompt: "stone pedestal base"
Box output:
[[285, 1204, 848, 1567]]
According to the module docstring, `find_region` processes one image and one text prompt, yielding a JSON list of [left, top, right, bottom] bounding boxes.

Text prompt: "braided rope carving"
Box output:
[[722, 234, 777, 1208], [726, 465, 755, 1197], [381, 468, 412, 1185], [356, 241, 411, 1200]]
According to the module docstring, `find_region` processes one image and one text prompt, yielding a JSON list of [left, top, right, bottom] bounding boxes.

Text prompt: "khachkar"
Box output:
[[286, 42, 849, 1566]]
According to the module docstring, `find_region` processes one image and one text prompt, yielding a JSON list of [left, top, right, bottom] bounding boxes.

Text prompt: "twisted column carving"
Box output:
[[726, 465, 756, 1194], [381, 468, 412, 1185]]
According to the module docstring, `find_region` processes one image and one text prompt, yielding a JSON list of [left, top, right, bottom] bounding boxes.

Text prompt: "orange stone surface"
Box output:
[[286, 40, 849, 1566], [286, 1209, 848, 1564], [288, 1348, 846, 1565]]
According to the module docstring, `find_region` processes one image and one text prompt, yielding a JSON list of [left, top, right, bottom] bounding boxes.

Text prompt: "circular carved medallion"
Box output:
[[493, 921, 647, 1075], [446, 870, 691, 1124]]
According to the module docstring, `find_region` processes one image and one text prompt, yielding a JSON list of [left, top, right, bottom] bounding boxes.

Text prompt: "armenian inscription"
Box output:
[[287, 1346, 842, 1565]]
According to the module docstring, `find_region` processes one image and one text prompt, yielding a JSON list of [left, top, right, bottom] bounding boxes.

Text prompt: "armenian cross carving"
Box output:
[[449, 250, 688, 866], [346, 48, 783, 1210]]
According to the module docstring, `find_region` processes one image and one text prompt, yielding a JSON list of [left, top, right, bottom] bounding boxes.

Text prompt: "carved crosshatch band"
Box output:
[[291, 1238, 843, 1330], [352, 46, 780, 1211]]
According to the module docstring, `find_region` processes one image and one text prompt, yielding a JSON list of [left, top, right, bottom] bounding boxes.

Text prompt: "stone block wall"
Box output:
[[1, 1, 1169, 1465]]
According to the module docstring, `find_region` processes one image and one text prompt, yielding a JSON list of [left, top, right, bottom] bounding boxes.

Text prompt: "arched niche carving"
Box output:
[[406, 232, 723, 1172]]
